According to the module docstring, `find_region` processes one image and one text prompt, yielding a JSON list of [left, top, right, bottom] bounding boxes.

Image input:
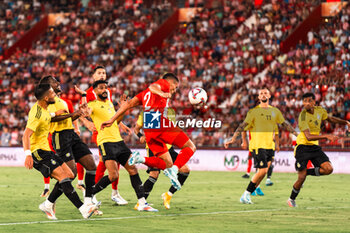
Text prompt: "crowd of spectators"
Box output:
[[0, 0, 348, 149]]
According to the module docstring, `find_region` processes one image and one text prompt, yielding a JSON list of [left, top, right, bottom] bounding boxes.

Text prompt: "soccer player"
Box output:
[[82, 80, 157, 211], [78, 65, 128, 205], [134, 109, 190, 209], [101, 73, 196, 190], [23, 83, 99, 220], [39, 76, 98, 210], [224, 88, 297, 204], [287, 92, 350, 207]]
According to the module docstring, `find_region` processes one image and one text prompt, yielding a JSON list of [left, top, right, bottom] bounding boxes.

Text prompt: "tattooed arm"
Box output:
[[224, 122, 248, 149], [281, 121, 298, 137]]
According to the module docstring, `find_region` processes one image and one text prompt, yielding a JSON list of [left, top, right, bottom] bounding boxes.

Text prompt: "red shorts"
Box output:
[[145, 129, 189, 157]]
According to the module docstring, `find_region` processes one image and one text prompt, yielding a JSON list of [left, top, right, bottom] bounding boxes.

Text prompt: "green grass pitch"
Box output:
[[0, 167, 350, 233]]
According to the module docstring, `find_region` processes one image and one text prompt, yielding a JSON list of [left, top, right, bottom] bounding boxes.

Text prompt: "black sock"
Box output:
[[59, 178, 83, 209], [307, 167, 320, 176], [267, 165, 274, 178], [143, 176, 157, 199], [92, 175, 111, 195], [130, 174, 145, 199], [48, 181, 63, 203], [247, 181, 257, 193], [169, 172, 190, 194], [85, 170, 96, 197], [290, 186, 300, 200]]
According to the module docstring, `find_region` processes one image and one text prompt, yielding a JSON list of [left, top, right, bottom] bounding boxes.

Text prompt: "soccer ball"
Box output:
[[188, 87, 208, 105]]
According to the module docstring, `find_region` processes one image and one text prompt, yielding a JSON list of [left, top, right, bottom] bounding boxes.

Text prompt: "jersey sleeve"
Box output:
[[136, 112, 144, 127], [321, 107, 328, 120], [275, 109, 285, 124], [154, 79, 169, 92], [135, 91, 144, 105], [244, 109, 254, 126], [298, 111, 309, 132], [26, 107, 41, 131]]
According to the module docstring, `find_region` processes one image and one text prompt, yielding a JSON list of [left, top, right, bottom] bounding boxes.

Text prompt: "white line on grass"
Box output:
[[0, 206, 349, 226]]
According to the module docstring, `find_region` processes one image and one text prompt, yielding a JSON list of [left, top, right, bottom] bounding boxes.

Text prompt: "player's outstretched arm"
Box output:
[[101, 96, 139, 130], [281, 121, 298, 137], [50, 110, 82, 122], [303, 129, 339, 142], [149, 84, 171, 98], [224, 122, 248, 148], [326, 115, 350, 128], [22, 128, 34, 169], [134, 123, 146, 144]]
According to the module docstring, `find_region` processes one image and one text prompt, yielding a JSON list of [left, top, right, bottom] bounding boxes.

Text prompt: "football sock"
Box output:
[[76, 162, 84, 181], [307, 167, 320, 176], [169, 172, 189, 194], [85, 170, 96, 198], [44, 176, 50, 184], [59, 178, 83, 209], [95, 161, 106, 183], [267, 164, 274, 178], [247, 159, 252, 173], [144, 157, 166, 170], [290, 186, 300, 200], [92, 175, 111, 195], [130, 174, 145, 199], [246, 181, 257, 193], [44, 183, 50, 190], [174, 147, 194, 169], [48, 181, 63, 203], [143, 176, 157, 199]]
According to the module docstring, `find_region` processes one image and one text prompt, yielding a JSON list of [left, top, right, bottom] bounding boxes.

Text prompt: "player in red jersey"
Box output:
[[78, 65, 130, 205], [101, 73, 196, 190]]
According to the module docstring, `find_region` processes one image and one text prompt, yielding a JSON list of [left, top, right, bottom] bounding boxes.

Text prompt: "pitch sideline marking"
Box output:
[[0, 206, 349, 226]]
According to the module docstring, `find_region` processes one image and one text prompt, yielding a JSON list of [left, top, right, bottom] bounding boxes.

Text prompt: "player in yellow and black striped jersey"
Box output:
[[83, 80, 158, 212], [225, 88, 298, 204], [23, 83, 99, 220], [134, 109, 190, 210], [287, 92, 350, 207]]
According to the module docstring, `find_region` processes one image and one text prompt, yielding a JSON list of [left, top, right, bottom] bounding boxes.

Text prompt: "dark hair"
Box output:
[[93, 65, 106, 74], [162, 72, 179, 82], [34, 83, 51, 100], [92, 80, 108, 89], [39, 75, 56, 84], [302, 92, 315, 100]]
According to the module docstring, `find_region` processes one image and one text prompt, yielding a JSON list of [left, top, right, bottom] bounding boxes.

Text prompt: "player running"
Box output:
[[39, 76, 99, 212], [101, 73, 196, 190], [82, 80, 157, 211], [287, 92, 350, 207], [134, 109, 190, 209], [78, 65, 129, 205], [23, 83, 99, 220], [225, 88, 297, 204]]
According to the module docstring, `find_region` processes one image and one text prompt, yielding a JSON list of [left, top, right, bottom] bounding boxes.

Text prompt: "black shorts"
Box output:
[[146, 147, 178, 173], [252, 149, 275, 169], [98, 141, 131, 166], [52, 129, 91, 162], [32, 150, 64, 178], [294, 145, 330, 171]]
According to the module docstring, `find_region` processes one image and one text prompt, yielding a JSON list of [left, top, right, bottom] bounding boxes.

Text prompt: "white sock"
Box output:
[[78, 180, 84, 185], [84, 197, 92, 205], [112, 189, 118, 196], [44, 184, 50, 189], [79, 204, 86, 212], [45, 200, 54, 208], [138, 197, 146, 206], [167, 191, 173, 196]]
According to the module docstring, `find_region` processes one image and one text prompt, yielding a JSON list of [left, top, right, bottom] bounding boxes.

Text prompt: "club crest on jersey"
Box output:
[[143, 111, 161, 129]]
